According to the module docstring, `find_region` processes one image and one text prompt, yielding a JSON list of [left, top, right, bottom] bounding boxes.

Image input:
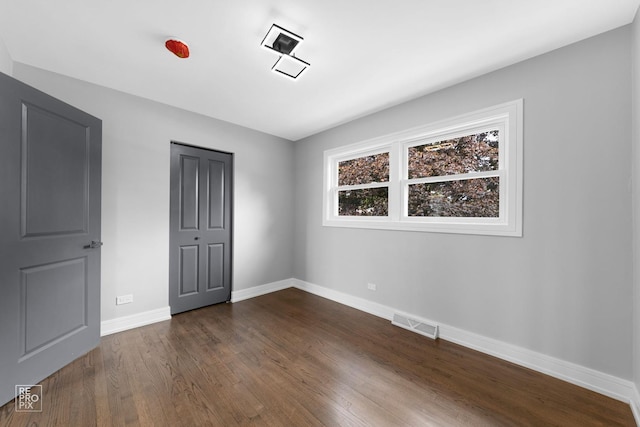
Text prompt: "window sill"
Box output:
[[323, 217, 522, 237]]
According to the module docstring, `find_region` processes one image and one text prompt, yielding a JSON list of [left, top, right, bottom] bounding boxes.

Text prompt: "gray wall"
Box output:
[[0, 38, 12, 75], [294, 27, 633, 379], [632, 7, 640, 398], [12, 63, 295, 322]]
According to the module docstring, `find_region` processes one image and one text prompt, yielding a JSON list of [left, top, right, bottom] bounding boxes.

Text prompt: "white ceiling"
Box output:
[[0, 0, 638, 141]]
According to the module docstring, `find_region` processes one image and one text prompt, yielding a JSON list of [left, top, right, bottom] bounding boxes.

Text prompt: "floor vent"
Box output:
[[392, 313, 439, 339]]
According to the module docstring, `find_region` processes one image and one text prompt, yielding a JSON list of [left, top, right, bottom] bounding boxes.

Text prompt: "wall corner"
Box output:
[[0, 36, 13, 76], [631, 3, 640, 409]]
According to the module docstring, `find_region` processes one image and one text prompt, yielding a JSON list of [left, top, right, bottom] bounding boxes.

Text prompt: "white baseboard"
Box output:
[[99, 278, 295, 337], [231, 278, 294, 303], [292, 279, 395, 320], [290, 279, 638, 410], [440, 324, 635, 403], [631, 384, 640, 426], [100, 306, 171, 336]]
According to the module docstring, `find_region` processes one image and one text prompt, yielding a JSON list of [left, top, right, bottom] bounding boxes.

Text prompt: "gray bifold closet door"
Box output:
[[169, 142, 233, 315]]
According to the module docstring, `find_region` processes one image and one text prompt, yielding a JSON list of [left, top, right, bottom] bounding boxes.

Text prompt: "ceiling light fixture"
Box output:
[[261, 24, 302, 55], [261, 24, 310, 79], [165, 38, 190, 58], [272, 54, 310, 79]]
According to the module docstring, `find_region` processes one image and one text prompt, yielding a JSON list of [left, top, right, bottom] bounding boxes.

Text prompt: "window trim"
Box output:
[[323, 99, 523, 236]]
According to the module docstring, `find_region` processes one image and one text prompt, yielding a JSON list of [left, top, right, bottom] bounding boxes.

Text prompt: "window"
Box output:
[[338, 152, 389, 216], [405, 129, 500, 218], [323, 100, 523, 236]]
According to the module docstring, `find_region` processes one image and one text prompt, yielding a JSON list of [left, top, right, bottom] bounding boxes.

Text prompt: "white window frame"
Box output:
[[323, 99, 523, 236]]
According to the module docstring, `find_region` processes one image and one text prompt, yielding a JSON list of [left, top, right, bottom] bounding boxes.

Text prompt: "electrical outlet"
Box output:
[[367, 283, 377, 291], [116, 294, 133, 305]]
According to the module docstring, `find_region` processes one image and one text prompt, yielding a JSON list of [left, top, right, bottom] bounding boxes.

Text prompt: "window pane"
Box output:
[[408, 130, 499, 179], [408, 177, 499, 217], [338, 187, 388, 216], [338, 153, 389, 186]]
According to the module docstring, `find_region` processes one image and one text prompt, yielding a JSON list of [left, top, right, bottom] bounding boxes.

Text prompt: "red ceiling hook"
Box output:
[[165, 38, 190, 59]]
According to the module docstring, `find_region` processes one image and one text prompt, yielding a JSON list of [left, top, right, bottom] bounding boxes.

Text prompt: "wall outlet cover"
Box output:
[[116, 294, 133, 305]]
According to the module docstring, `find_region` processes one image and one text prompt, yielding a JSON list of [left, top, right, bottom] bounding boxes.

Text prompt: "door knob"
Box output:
[[89, 241, 103, 249]]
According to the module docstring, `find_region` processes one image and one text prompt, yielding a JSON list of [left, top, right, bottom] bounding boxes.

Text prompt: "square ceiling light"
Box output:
[[261, 24, 303, 55], [261, 23, 310, 80], [272, 54, 310, 79]]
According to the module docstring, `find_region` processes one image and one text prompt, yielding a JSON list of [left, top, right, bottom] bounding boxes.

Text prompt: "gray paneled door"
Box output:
[[0, 72, 102, 406], [169, 143, 232, 315]]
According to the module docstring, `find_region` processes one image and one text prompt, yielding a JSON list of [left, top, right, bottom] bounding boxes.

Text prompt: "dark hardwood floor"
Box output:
[[0, 288, 635, 426]]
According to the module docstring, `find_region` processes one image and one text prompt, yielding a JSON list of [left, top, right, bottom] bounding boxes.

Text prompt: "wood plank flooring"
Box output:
[[0, 288, 635, 426]]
